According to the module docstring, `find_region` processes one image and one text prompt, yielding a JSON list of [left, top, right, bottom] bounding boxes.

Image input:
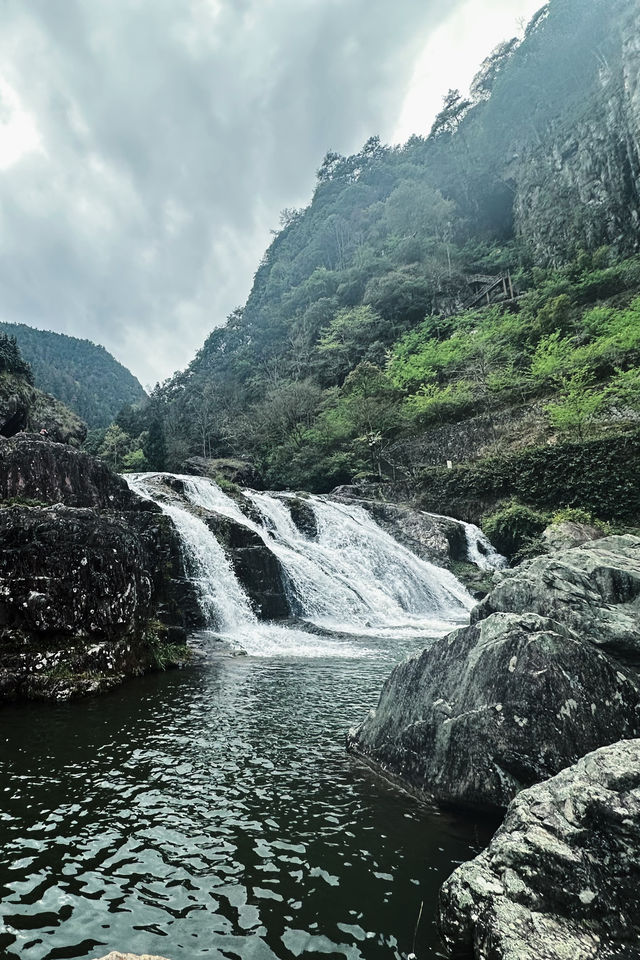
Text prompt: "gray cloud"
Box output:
[[0, 0, 454, 385]]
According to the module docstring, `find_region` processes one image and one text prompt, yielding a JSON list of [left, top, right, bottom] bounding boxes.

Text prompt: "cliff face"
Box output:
[[0, 434, 139, 509], [513, 2, 640, 262], [0, 436, 199, 703]]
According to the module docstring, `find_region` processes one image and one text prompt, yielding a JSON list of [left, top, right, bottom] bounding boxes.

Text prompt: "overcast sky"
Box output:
[[0, 0, 542, 388]]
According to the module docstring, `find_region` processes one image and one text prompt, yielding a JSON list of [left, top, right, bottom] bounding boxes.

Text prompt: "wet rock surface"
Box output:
[[348, 611, 640, 811], [348, 537, 640, 811], [0, 438, 196, 702], [287, 495, 318, 539], [439, 739, 640, 960], [473, 536, 640, 660], [204, 512, 290, 620], [330, 495, 470, 566], [141, 474, 292, 621]]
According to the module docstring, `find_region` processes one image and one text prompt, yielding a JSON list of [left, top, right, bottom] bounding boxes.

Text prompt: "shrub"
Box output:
[[482, 501, 550, 559], [417, 430, 640, 524]]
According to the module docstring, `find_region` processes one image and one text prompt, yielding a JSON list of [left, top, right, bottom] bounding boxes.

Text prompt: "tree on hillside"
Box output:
[[0, 334, 34, 384], [98, 424, 134, 471], [470, 39, 519, 102], [429, 89, 472, 139]]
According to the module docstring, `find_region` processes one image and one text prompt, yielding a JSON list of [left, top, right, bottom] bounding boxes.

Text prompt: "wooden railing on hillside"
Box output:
[[464, 273, 515, 309]]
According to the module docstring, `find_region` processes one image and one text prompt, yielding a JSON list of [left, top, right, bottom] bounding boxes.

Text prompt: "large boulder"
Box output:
[[0, 438, 199, 702], [348, 536, 640, 810], [541, 520, 605, 553], [473, 535, 640, 658], [439, 740, 640, 960], [287, 495, 318, 539], [347, 612, 640, 811], [0, 505, 197, 702], [204, 513, 290, 620]]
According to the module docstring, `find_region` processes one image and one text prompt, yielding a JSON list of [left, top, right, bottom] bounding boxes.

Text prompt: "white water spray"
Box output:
[[244, 491, 474, 637], [127, 474, 477, 656]]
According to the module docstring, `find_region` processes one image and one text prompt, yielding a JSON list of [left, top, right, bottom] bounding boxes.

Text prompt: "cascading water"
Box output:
[[244, 491, 474, 637], [462, 522, 508, 571], [127, 473, 478, 655], [127, 474, 361, 658], [126, 474, 255, 633]]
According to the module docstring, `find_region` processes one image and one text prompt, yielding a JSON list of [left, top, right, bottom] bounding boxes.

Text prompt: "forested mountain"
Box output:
[[123, 0, 640, 524], [0, 322, 147, 428]]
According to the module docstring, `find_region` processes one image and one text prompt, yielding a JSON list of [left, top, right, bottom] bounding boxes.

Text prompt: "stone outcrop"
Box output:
[[204, 513, 290, 619], [541, 520, 605, 553], [183, 456, 263, 489], [387, 402, 548, 474], [474, 536, 640, 659], [0, 437, 197, 702], [348, 536, 640, 810], [287, 495, 318, 539], [439, 740, 640, 960], [332, 496, 469, 566], [513, 1, 640, 263], [0, 434, 140, 509]]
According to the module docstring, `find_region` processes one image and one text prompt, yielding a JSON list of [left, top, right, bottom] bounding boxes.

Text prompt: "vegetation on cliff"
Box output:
[[0, 338, 87, 445], [108, 0, 638, 534]]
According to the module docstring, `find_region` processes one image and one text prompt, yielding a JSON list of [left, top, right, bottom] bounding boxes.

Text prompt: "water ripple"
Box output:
[[1, 647, 494, 960]]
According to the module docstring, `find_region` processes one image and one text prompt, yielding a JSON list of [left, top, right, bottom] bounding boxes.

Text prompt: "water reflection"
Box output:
[[0, 649, 494, 960]]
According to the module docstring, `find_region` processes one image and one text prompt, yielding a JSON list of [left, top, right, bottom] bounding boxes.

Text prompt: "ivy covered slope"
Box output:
[[0, 321, 146, 428], [128, 0, 639, 530]]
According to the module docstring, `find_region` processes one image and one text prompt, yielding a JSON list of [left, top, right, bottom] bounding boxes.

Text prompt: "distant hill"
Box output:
[[0, 322, 146, 428]]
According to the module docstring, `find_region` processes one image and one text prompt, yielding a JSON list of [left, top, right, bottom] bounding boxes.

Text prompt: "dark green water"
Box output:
[[0, 642, 493, 960]]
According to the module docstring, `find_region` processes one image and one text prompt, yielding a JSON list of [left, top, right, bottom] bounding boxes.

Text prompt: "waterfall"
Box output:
[[126, 474, 476, 656], [462, 522, 508, 571], [243, 491, 474, 637], [126, 474, 255, 633]]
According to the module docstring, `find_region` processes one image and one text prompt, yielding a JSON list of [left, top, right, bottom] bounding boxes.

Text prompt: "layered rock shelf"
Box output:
[[0, 436, 197, 702]]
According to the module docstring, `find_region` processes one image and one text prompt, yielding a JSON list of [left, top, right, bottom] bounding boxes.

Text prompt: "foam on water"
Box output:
[[246, 491, 474, 636]]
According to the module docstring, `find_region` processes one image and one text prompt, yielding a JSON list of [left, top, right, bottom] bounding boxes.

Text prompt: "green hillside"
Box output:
[[0, 322, 147, 429], [120, 0, 640, 533]]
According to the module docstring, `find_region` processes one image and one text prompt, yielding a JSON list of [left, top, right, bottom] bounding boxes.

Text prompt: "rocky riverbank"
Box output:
[[439, 739, 640, 960], [0, 435, 198, 702], [348, 533, 640, 957], [348, 535, 640, 810]]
